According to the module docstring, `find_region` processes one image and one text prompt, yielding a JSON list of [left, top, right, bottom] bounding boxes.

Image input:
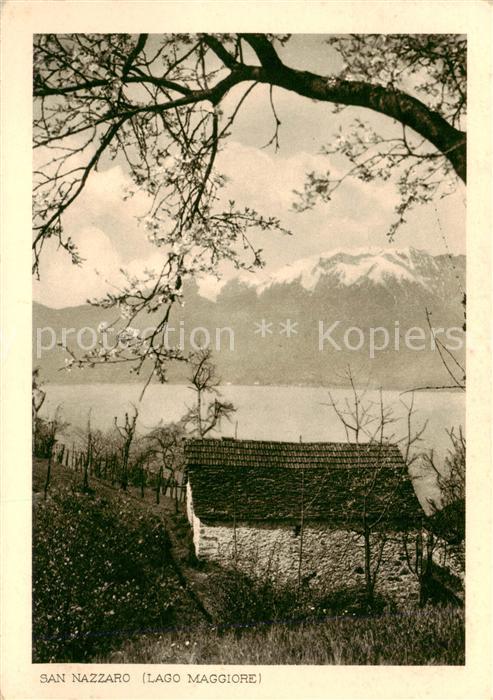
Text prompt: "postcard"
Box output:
[[1, 1, 491, 698]]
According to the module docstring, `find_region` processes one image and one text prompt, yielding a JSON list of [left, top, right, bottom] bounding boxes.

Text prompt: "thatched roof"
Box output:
[[185, 439, 423, 529]]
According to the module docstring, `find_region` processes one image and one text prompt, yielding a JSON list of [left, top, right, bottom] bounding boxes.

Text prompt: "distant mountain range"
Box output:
[[33, 247, 466, 390]]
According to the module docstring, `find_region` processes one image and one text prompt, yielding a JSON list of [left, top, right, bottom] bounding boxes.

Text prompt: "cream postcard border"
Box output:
[[1, 2, 491, 698]]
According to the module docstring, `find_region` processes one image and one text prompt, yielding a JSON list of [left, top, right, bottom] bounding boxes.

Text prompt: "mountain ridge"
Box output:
[[33, 248, 465, 389]]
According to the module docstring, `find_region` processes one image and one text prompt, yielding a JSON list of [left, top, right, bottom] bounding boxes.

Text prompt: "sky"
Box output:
[[33, 35, 466, 308]]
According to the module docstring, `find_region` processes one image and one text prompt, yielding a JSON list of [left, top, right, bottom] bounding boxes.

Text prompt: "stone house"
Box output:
[[185, 438, 427, 601]]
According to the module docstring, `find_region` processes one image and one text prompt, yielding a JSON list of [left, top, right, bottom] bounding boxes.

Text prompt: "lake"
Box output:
[[40, 383, 464, 468]]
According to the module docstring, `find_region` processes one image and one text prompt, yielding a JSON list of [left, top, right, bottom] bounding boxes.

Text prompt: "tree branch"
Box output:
[[244, 62, 466, 182], [201, 35, 238, 70]]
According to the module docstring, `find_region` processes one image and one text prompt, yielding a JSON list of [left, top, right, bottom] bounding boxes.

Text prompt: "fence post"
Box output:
[[297, 466, 305, 592]]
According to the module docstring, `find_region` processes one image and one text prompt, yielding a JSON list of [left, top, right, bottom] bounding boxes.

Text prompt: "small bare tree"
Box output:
[[145, 421, 186, 508], [114, 405, 139, 491], [431, 427, 465, 505], [130, 440, 153, 498], [185, 349, 235, 438], [399, 424, 465, 607], [72, 410, 110, 485], [42, 406, 66, 500], [325, 368, 427, 608], [32, 368, 46, 455], [424, 427, 465, 569]]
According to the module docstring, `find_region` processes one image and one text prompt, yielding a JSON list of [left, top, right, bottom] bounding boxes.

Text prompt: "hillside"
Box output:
[[32, 458, 464, 665]]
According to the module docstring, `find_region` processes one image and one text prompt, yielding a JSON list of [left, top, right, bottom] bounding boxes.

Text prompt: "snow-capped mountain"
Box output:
[[198, 247, 462, 300], [34, 247, 465, 389], [255, 247, 436, 293]]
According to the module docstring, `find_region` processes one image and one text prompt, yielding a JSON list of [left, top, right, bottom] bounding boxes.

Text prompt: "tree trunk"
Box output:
[[43, 453, 52, 500], [156, 465, 163, 504], [140, 462, 145, 498], [83, 452, 90, 490], [121, 448, 129, 491], [363, 527, 374, 609], [297, 467, 305, 591]]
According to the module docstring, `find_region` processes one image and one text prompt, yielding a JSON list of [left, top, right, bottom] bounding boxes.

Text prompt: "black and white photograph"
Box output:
[[1, 2, 492, 698]]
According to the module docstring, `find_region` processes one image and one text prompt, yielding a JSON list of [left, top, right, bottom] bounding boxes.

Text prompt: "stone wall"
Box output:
[[192, 514, 421, 603]]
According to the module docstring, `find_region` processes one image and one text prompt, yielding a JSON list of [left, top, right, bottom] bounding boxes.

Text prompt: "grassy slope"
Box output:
[[33, 459, 211, 662], [101, 607, 464, 665], [33, 459, 465, 665]]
